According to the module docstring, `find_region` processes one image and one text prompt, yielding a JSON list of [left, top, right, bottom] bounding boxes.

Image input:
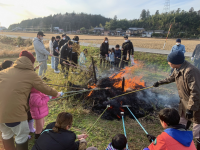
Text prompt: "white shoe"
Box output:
[[54, 70, 60, 73]]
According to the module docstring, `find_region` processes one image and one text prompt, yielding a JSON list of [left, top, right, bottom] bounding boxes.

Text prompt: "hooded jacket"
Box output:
[[29, 88, 56, 120], [158, 61, 200, 124], [122, 40, 134, 56], [0, 56, 58, 123], [146, 125, 196, 150], [171, 44, 186, 54], [60, 43, 72, 64], [33, 37, 50, 62]]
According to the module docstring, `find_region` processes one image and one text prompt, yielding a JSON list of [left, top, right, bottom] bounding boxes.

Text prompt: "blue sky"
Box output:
[[0, 0, 199, 28]]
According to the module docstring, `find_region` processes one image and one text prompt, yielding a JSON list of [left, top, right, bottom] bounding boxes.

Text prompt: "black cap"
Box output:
[[37, 31, 45, 36], [124, 35, 128, 39]]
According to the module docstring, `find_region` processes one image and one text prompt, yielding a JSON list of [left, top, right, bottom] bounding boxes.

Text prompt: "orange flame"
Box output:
[[117, 115, 121, 119], [87, 84, 96, 97], [120, 107, 125, 112], [108, 106, 113, 110]]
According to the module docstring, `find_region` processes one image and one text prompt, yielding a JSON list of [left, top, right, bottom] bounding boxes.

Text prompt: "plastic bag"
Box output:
[[130, 55, 135, 66]]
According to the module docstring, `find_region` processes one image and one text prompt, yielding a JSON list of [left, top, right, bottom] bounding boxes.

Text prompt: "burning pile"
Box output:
[[86, 65, 161, 120]]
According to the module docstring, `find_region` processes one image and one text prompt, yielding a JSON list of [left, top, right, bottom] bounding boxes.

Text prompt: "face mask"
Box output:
[[40, 37, 43, 40], [125, 40, 128, 42], [105, 41, 108, 43], [176, 43, 180, 46], [63, 38, 66, 40]]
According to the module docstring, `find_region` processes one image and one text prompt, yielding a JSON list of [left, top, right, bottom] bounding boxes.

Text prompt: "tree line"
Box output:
[[8, 12, 111, 31]]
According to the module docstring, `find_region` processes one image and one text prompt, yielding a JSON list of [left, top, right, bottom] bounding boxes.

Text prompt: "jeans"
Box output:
[[110, 61, 114, 69], [54, 57, 59, 71], [38, 60, 47, 77], [121, 55, 129, 68], [51, 57, 54, 69]]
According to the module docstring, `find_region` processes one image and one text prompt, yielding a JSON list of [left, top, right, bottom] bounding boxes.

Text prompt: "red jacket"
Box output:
[[146, 128, 196, 150]]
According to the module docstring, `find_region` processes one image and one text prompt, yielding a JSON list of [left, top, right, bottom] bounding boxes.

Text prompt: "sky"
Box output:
[[0, 0, 200, 28]]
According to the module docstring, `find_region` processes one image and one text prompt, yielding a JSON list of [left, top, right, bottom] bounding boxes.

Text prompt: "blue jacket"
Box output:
[[115, 49, 121, 58], [171, 44, 185, 54], [109, 52, 115, 62]]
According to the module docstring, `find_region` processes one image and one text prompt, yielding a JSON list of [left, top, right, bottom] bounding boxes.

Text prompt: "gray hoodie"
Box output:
[[33, 37, 50, 62]]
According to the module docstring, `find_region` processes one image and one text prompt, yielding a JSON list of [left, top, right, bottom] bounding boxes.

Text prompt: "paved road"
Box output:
[[0, 34, 193, 57]]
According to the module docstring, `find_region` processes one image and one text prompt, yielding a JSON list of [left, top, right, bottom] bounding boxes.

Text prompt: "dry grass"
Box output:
[[82, 39, 200, 52], [1, 32, 200, 52]]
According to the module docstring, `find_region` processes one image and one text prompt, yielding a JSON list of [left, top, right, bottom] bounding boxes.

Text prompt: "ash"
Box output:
[[87, 77, 179, 120]]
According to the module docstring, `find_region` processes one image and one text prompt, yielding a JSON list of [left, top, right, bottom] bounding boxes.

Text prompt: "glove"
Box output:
[[59, 92, 64, 97], [191, 57, 194, 61], [147, 134, 156, 143], [153, 82, 160, 87], [186, 110, 193, 120]]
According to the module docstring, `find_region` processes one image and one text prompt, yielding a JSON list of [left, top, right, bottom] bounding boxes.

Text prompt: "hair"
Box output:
[[159, 108, 180, 126], [103, 37, 109, 44], [0, 65, 2, 71], [73, 36, 79, 42], [83, 48, 88, 53], [112, 134, 127, 150], [56, 36, 61, 39], [62, 34, 66, 37], [116, 44, 120, 48], [1, 60, 13, 70], [51, 36, 55, 42], [68, 40, 73, 45], [52, 112, 73, 133]]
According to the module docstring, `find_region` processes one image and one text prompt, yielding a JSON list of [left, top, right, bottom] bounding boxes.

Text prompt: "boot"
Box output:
[[34, 133, 40, 143], [197, 139, 200, 150], [16, 139, 28, 150], [28, 119, 36, 133], [2, 137, 16, 150]]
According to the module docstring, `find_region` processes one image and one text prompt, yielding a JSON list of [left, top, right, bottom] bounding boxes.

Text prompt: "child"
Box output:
[[109, 48, 115, 70], [29, 88, 63, 140], [106, 134, 128, 150], [115, 44, 121, 68], [144, 108, 196, 150], [31, 112, 96, 150], [78, 48, 88, 67]]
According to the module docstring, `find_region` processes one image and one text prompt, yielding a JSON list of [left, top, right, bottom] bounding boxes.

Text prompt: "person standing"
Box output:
[[191, 44, 200, 70], [170, 39, 186, 54], [79, 49, 88, 67], [115, 44, 121, 68], [109, 48, 115, 70], [72, 36, 80, 65], [60, 41, 73, 78], [0, 51, 60, 150], [53, 36, 61, 73], [100, 37, 109, 68], [49, 37, 55, 69], [153, 51, 200, 149], [33, 31, 52, 78], [59, 34, 68, 49], [121, 35, 134, 68]]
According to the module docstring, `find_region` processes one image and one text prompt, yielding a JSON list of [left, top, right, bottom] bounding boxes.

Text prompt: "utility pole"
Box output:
[[163, 0, 170, 13]]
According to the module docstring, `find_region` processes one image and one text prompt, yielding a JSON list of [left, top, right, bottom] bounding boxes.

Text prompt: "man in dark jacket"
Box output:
[[191, 44, 200, 70], [121, 35, 134, 68], [59, 34, 70, 49], [53, 36, 61, 73], [100, 37, 109, 68], [153, 51, 200, 149], [60, 41, 73, 78]]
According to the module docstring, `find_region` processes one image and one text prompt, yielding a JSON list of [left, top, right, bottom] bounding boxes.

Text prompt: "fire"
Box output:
[[110, 63, 145, 92], [87, 84, 96, 97], [119, 107, 124, 112], [108, 106, 113, 110], [117, 115, 121, 119]]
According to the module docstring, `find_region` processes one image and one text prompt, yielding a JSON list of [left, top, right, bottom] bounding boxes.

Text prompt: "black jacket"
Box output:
[[53, 40, 60, 56], [192, 44, 200, 59], [100, 42, 109, 56], [59, 39, 68, 49], [60, 43, 72, 64], [31, 122, 79, 150], [122, 40, 134, 56]]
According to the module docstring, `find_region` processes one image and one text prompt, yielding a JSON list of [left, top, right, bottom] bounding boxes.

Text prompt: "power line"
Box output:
[[163, 0, 170, 13]]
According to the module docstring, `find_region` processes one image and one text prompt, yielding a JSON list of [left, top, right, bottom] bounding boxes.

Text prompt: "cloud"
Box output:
[[0, 2, 13, 7]]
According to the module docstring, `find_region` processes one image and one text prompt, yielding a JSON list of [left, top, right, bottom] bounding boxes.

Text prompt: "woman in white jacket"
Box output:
[[49, 37, 55, 69]]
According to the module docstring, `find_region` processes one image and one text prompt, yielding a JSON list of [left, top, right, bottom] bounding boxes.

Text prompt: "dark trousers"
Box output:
[[61, 63, 69, 74], [115, 58, 120, 68], [121, 55, 129, 68], [100, 55, 106, 67], [194, 59, 200, 70]]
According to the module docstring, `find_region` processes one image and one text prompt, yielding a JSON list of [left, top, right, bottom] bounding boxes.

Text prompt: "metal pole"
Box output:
[[121, 112, 129, 150]]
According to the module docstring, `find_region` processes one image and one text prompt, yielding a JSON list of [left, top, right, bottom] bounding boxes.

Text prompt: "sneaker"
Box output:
[[42, 77, 48, 80], [54, 70, 60, 74]]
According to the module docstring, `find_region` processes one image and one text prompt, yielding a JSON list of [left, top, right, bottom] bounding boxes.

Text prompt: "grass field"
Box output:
[[1, 31, 200, 52], [0, 39, 191, 150]]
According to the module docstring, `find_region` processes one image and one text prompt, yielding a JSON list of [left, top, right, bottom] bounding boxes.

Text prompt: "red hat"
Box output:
[[19, 50, 35, 63]]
